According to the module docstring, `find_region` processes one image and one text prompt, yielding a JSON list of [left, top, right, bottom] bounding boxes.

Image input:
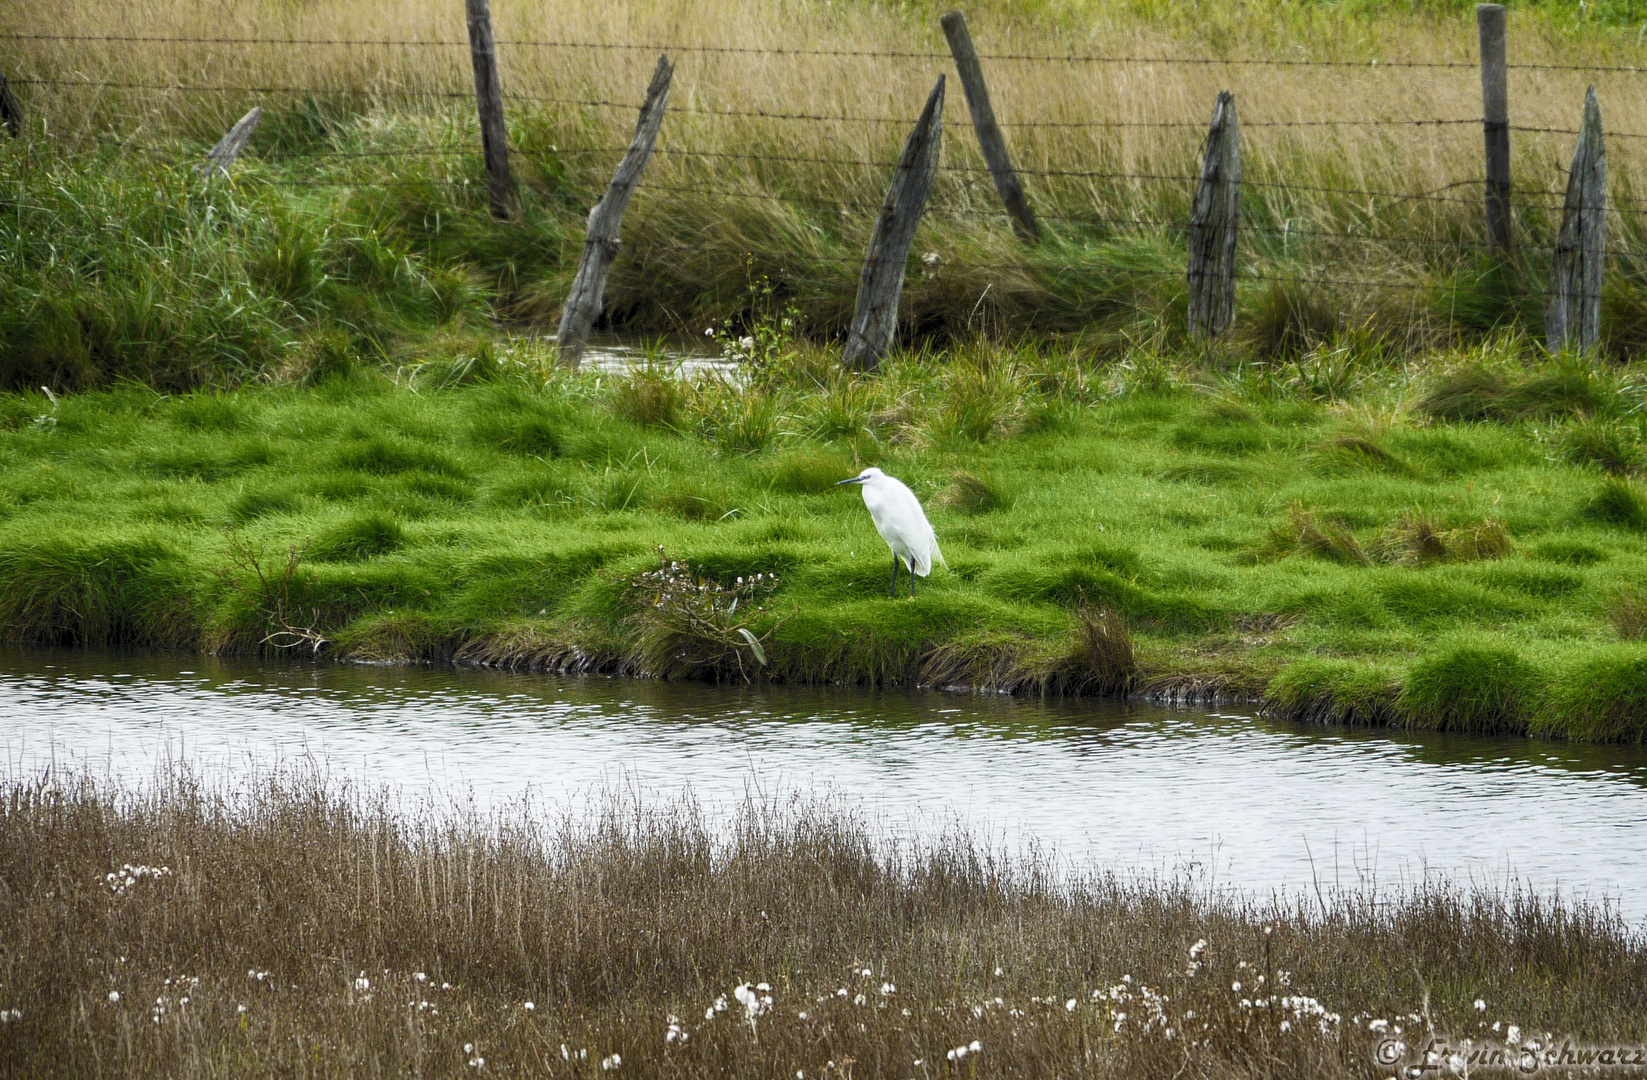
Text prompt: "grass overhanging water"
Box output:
[[0, 764, 1642, 1078], [5, 0, 1647, 739]]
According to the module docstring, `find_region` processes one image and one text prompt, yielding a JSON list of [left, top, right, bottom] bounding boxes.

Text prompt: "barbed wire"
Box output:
[[21, 78, 1647, 144], [8, 30, 1647, 73]]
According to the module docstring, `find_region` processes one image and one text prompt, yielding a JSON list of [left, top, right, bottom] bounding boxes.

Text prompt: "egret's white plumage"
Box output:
[[836, 467, 945, 597]]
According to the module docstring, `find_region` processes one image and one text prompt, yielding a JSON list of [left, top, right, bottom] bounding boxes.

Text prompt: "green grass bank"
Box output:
[[7, 339, 1647, 742]]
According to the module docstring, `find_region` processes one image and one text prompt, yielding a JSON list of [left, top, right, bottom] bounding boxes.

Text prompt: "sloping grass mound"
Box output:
[[1395, 645, 1542, 735], [0, 535, 198, 647]]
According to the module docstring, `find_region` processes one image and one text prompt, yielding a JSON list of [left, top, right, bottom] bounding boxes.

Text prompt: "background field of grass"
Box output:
[[7, 0, 1647, 387], [5, 339, 1647, 740]]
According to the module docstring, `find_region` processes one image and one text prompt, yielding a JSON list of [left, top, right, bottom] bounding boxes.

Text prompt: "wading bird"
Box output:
[[836, 467, 945, 598]]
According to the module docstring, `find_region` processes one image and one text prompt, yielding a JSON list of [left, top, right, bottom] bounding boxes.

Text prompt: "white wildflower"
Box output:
[[107, 991, 120, 1004], [601, 1053, 622, 1071]]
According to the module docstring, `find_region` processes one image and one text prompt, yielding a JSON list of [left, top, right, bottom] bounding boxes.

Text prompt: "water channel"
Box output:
[[4, 647, 1646, 922]]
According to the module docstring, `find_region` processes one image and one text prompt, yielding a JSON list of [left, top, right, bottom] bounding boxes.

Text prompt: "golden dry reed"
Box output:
[[0, 763, 1644, 1078], [7, 0, 1647, 234], [6, 0, 1647, 344]]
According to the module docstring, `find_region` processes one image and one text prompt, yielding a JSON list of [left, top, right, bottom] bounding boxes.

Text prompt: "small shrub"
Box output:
[[620, 548, 784, 681], [308, 512, 406, 562], [1580, 477, 1647, 530], [939, 470, 1012, 514]]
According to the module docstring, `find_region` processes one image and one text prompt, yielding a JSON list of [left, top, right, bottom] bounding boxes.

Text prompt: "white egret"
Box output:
[[836, 467, 946, 598]]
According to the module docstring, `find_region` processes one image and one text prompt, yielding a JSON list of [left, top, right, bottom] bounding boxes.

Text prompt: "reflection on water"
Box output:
[[4, 647, 1647, 922], [575, 333, 742, 380]]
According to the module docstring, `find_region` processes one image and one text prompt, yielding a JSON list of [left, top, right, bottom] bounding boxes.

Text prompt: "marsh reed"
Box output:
[[1, 762, 1643, 1077]]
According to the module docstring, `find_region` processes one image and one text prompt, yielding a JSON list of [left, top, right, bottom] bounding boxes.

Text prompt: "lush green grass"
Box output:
[[5, 338, 1647, 740]]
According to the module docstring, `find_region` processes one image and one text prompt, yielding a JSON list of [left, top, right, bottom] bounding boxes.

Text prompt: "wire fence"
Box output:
[[3, 24, 1644, 322]]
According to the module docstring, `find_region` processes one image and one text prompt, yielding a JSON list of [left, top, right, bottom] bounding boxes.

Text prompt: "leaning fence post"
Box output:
[[939, 11, 1037, 242], [195, 107, 263, 177], [1478, 3, 1512, 256], [464, 0, 518, 219], [1186, 91, 1241, 341], [556, 55, 673, 367], [843, 76, 945, 373], [1546, 86, 1606, 355], [0, 63, 22, 139]]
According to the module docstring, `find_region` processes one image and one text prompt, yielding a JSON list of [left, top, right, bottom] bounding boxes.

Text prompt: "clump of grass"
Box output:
[[1369, 513, 1513, 566], [308, 511, 406, 561], [1533, 538, 1608, 565], [1244, 280, 1337, 360], [1552, 418, 1646, 477], [1253, 504, 1370, 566], [3, 763, 1644, 1080], [1420, 360, 1608, 423], [1266, 658, 1398, 726], [1059, 601, 1137, 694], [939, 469, 1013, 514], [608, 367, 685, 430], [654, 478, 737, 522], [1605, 587, 1647, 641], [1580, 477, 1647, 530], [227, 487, 302, 524], [1309, 435, 1417, 476], [762, 447, 855, 494], [1396, 644, 1542, 734]]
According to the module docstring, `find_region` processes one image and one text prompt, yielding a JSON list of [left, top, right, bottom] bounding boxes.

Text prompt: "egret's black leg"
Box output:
[[889, 550, 900, 598], [909, 558, 917, 598]]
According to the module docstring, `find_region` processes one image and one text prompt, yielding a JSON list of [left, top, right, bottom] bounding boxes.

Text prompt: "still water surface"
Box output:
[[4, 647, 1646, 922]]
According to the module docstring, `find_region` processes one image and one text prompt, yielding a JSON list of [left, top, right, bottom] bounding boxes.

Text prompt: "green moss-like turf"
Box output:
[[7, 346, 1647, 742]]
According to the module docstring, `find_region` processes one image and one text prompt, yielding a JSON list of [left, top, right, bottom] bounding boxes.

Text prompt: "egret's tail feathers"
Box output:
[[912, 538, 945, 577]]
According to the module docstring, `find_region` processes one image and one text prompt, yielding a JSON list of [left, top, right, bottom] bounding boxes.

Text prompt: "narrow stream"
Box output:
[[4, 647, 1646, 922]]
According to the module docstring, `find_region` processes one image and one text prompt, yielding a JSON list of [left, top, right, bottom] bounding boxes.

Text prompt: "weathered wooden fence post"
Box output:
[[1546, 86, 1606, 355], [464, 0, 518, 219], [195, 107, 263, 177], [556, 55, 674, 367], [1478, 3, 1512, 256], [939, 11, 1037, 242], [1186, 91, 1241, 341], [843, 76, 945, 373], [0, 63, 22, 139]]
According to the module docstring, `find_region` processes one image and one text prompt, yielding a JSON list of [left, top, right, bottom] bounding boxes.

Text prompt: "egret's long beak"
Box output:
[[836, 476, 867, 485]]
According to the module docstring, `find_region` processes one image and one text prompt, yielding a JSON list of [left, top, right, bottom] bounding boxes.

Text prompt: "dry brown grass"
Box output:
[[2, 764, 1644, 1078], [8, 0, 1647, 288]]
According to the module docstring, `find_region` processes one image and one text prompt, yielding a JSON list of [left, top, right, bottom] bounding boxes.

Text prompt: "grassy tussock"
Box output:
[[2, 766, 1643, 1079]]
